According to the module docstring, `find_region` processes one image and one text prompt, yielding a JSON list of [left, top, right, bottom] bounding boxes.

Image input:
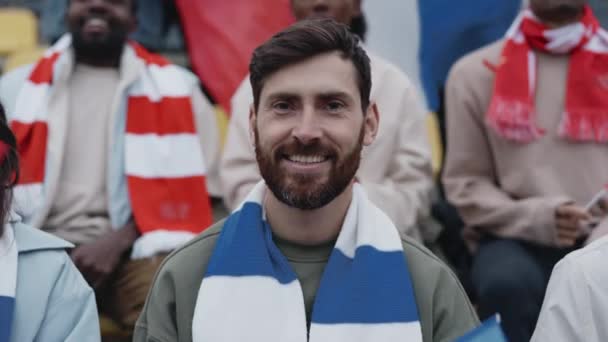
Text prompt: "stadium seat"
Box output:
[[0, 8, 38, 56], [100, 314, 131, 342], [214, 105, 229, 149], [427, 112, 443, 179]]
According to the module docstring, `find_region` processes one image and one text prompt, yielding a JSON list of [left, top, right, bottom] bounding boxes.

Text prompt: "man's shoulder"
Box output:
[[400, 235, 479, 339], [0, 64, 34, 116], [400, 235, 455, 278], [399, 234, 471, 299], [557, 235, 608, 280], [1, 64, 33, 84], [156, 220, 224, 280], [449, 39, 505, 83]]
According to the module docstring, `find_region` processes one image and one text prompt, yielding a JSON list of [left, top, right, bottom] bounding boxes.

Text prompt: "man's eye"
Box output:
[[273, 101, 292, 113], [326, 101, 345, 112]]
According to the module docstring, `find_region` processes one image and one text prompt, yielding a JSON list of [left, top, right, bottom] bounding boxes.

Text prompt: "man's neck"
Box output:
[[264, 183, 354, 246]]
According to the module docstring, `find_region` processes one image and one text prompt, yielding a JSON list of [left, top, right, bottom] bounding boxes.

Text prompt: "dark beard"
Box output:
[[255, 123, 364, 210], [71, 25, 128, 64], [533, 4, 584, 24]]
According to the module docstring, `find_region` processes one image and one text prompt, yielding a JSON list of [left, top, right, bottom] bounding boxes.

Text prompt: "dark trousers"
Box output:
[[472, 238, 572, 342]]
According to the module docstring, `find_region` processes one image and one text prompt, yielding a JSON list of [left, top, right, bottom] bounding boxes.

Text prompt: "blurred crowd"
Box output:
[[0, 1, 607, 342]]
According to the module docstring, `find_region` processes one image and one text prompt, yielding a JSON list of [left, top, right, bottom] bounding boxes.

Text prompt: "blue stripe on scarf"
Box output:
[[205, 202, 297, 285], [0, 296, 15, 342], [312, 246, 419, 324]]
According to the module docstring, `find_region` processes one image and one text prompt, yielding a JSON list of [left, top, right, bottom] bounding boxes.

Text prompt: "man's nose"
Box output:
[[292, 109, 322, 144]]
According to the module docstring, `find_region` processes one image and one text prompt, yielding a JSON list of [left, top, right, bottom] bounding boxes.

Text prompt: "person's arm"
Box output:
[[431, 259, 480, 342], [191, 86, 222, 198], [220, 79, 260, 210], [36, 253, 101, 341], [133, 259, 179, 342], [442, 59, 569, 246], [359, 80, 433, 239], [531, 258, 589, 342], [405, 241, 479, 341]]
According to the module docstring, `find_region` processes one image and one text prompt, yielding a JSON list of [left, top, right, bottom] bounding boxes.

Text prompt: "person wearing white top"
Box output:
[[531, 234, 608, 342]]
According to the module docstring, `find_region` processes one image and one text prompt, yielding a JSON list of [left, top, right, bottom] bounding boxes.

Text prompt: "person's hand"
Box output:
[[555, 204, 591, 247], [71, 222, 139, 289]]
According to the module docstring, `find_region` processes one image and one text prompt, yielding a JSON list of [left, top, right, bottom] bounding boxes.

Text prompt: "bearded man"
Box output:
[[135, 19, 478, 342]]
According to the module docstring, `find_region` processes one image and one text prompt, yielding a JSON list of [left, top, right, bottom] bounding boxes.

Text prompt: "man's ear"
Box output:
[[363, 102, 379, 146], [249, 105, 257, 146]]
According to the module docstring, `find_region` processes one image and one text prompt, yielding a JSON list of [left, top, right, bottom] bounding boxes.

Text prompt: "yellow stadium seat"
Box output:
[[214, 105, 229, 150], [427, 112, 443, 180], [4, 46, 46, 72], [0, 8, 38, 56], [100, 314, 131, 341]]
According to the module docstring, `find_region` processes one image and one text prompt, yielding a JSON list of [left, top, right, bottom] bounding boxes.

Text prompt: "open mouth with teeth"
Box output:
[[81, 16, 110, 35], [286, 154, 330, 164]]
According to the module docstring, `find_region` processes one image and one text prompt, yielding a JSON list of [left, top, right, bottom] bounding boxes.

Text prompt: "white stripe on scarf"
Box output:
[[192, 181, 422, 342], [11, 35, 211, 259]]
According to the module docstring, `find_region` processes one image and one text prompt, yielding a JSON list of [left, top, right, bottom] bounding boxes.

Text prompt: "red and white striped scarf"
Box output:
[[10, 36, 213, 258], [487, 5, 608, 143]]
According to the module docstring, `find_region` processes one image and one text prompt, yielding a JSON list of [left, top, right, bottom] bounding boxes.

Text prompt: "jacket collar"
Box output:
[[9, 213, 73, 253]]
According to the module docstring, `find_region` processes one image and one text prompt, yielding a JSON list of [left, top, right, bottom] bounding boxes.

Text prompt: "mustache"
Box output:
[[275, 140, 337, 158]]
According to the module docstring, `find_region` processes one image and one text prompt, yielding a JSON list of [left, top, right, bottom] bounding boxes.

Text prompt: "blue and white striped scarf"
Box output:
[[192, 181, 423, 341], [0, 224, 17, 342]]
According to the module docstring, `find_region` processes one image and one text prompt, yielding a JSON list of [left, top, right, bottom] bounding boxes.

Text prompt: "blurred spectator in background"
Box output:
[[0, 0, 220, 333], [443, 0, 608, 340], [40, 0, 185, 51], [0, 101, 100, 342], [531, 232, 608, 342], [221, 0, 434, 242]]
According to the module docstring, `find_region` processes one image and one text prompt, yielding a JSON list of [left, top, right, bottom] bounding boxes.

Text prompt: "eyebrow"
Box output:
[[264, 92, 300, 103], [316, 91, 354, 103], [264, 91, 354, 103]]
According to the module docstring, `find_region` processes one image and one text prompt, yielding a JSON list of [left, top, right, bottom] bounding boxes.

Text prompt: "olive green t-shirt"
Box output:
[[273, 234, 334, 328], [134, 221, 479, 342]]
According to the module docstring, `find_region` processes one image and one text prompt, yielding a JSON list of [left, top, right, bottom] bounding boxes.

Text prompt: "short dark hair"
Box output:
[[69, 0, 138, 14], [0, 103, 19, 238], [250, 18, 372, 112]]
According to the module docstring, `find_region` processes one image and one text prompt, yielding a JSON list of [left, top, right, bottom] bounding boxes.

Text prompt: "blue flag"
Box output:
[[455, 314, 508, 342]]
